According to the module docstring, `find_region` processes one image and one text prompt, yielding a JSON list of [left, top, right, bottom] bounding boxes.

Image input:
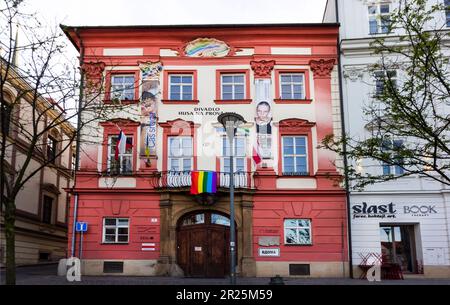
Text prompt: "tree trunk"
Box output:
[[4, 199, 16, 285]]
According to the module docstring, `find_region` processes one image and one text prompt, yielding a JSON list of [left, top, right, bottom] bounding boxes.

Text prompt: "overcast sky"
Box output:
[[25, 0, 327, 26]]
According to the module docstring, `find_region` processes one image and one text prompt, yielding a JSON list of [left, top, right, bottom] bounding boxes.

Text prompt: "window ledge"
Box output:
[[101, 243, 130, 245], [214, 99, 252, 104], [274, 99, 312, 104], [104, 99, 139, 105], [161, 99, 199, 104], [284, 244, 313, 247], [280, 173, 311, 178]]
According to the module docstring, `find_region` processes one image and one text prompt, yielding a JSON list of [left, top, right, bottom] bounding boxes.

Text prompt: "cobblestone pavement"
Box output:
[[1, 264, 450, 285]]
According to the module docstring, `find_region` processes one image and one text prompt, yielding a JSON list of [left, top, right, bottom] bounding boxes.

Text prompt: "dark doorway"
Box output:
[[176, 211, 234, 278], [380, 225, 417, 273]]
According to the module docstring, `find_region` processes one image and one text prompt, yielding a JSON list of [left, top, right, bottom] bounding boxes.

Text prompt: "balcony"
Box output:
[[149, 171, 256, 191]]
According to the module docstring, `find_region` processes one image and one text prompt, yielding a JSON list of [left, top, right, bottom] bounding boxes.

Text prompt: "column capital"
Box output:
[[309, 59, 335, 79], [250, 60, 276, 79]]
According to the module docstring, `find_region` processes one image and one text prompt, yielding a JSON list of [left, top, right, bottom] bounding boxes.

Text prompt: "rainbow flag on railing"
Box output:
[[190, 171, 217, 195]]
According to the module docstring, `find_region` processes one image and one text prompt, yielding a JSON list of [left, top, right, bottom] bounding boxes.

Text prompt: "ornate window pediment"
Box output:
[[276, 118, 315, 133]]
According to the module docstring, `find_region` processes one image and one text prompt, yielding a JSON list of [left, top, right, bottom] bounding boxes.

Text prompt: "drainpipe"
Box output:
[[70, 27, 85, 257], [334, 0, 354, 279]]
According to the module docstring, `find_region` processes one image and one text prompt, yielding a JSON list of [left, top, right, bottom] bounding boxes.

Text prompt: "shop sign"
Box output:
[[403, 205, 437, 217], [178, 107, 224, 117], [352, 202, 396, 219], [258, 248, 280, 257]]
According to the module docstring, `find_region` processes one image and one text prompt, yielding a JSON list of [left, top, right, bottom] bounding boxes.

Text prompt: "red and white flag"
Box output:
[[252, 139, 262, 165], [115, 130, 133, 161]]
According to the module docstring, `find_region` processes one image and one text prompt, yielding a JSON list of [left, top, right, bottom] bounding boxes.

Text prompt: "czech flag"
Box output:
[[241, 127, 262, 165], [115, 130, 133, 161], [191, 171, 217, 195]]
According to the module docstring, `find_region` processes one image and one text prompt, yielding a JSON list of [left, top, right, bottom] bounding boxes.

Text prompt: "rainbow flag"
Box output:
[[190, 171, 217, 195]]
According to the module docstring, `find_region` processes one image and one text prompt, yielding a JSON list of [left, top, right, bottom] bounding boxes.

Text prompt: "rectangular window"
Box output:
[[446, 0, 450, 27], [47, 136, 57, 164], [280, 73, 305, 99], [374, 70, 397, 97], [282, 136, 308, 175], [71, 153, 76, 173], [42, 195, 53, 224], [222, 136, 246, 173], [169, 75, 193, 100], [103, 218, 129, 243], [0, 102, 12, 136], [368, 4, 391, 34], [221, 74, 245, 100], [381, 139, 405, 175], [168, 137, 193, 172], [107, 135, 133, 174], [284, 219, 312, 245], [111, 75, 135, 101]]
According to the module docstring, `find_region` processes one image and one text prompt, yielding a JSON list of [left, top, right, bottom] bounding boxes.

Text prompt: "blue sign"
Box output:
[[76, 222, 88, 232]]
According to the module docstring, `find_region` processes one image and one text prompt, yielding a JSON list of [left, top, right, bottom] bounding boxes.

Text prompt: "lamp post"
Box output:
[[218, 112, 246, 285]]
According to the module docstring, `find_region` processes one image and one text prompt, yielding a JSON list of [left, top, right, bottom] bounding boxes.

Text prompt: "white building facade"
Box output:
[[324, 0, 450, 278]]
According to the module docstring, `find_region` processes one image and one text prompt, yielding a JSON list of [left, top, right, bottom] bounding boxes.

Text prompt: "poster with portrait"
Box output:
[[139, 61, 163, 157], [255, 79, 272, 159]]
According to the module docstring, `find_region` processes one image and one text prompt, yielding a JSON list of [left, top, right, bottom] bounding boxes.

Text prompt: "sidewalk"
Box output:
[[1, 264, 450, 285]]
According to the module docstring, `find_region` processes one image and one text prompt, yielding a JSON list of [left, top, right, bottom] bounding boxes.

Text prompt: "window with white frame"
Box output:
[[47, 135, 57, 164], [221, 74, 245, 100], [373, 70, 397, 97], [111, 75, 135, 100], [103, 218, 129, 243], [284, 219, 312, 245], [168, 137, 193, 172], [222, 136, 246, 173], [169, 75, 193, 100], [282, 136, 308, 175], [280, 73, 305, 99], [368, 3, 391, 34], [381, 138, 405, 175], [107, 135, 133, 174], [446, 0, 450, 27]]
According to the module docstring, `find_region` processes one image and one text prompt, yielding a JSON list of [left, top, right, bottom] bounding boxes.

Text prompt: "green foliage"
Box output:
[[323, 0, 450, 190]]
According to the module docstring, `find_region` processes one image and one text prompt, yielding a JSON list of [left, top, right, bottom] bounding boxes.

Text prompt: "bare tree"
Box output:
[[323, 0, 450, 190], [0, 0, 135, 284]]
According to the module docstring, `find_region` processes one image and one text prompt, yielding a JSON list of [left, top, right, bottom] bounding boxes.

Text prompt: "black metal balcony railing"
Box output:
[[149, 171, 256, 190]]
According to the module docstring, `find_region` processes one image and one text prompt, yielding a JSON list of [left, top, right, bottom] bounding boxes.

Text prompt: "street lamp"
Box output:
[[218, 112, 246, 285]]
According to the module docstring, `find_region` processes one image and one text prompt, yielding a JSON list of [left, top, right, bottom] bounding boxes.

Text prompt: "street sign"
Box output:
[[76, 222, 88, 232], [258, 248, 280, 257]]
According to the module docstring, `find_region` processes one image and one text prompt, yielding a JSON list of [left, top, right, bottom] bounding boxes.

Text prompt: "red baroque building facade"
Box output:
[[62, 24, 348, 277]]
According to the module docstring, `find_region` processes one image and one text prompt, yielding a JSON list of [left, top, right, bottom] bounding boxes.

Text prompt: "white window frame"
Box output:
[[47, 135, 57, 163], [284, 219, 312, 245], [111, 75, 135, 101], [221, 74, 246, 100], [381, 138, 405, 176], [221, 136, 247, 173], [102, 218, 129, 244], [374, 70, 397, 96], [279, 73, 305, 100], [107, 135, 133, 174], [168, 136, 193, 172], [282, 136, 309, 175], [446, 0, 450, 27], [169, 74, 193, 100], [368, 3, 391, 35]]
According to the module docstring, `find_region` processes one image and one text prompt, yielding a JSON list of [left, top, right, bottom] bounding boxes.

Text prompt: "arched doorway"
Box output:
[[176, 210, 235, 278]]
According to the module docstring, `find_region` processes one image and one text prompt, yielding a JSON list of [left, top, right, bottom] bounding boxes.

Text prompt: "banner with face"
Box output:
[[254, 79, 272, 159], [139, 62, 163, 157]]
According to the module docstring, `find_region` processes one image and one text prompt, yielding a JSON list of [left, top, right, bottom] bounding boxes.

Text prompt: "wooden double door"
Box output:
[[176, 211, 233, 278]]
